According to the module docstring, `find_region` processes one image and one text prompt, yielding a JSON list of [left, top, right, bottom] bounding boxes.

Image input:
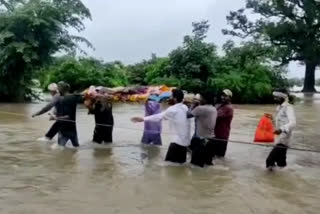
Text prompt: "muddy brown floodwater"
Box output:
[[0, 94, 320, 214]]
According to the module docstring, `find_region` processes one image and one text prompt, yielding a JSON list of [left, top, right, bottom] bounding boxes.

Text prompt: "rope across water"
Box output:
[[0, 110, 319, 154]]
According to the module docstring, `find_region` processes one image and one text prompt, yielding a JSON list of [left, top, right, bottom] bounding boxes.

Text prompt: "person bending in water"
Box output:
[[32, 83, 60, 141], [266, 89, 296, 171], [187, 91, 217, 167], [132, 89, 191, 164], [88, 93, 114, 144], [50, 82, 82, 148]]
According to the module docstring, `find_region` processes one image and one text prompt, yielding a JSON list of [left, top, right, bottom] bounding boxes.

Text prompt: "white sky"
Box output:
[[77, 0, 318, 78]]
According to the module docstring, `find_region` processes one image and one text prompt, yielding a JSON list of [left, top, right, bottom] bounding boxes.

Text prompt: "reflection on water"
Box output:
[[0, 95, 320, 214]]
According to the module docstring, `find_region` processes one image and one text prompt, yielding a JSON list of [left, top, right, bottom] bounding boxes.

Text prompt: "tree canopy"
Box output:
[[0, 0, 91, 101], [223, 0, 320, 92]]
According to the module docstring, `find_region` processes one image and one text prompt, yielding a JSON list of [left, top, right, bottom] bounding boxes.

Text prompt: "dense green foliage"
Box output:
[[0, 0, 91, 101], [0, 0, 294, 103], [211, 41, 287, 103], [39, 57, 128, 92], [223, 0, 320, 92], [40, 21, 288, 103]]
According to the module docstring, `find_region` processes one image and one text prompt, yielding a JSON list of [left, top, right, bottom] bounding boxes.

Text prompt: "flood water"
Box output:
[[1, 94, 320, 214]]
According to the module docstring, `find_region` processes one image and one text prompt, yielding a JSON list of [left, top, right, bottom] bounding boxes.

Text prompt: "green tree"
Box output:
[[168, 20, 218, 92], [40, 57, 128, 92], [223, 0, 320, 92], [0, 0, 91, 101], [211, 41, 288, 103]]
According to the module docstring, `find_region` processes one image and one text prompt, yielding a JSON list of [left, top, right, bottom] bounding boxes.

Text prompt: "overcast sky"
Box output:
[[78, 0, 315, 78]]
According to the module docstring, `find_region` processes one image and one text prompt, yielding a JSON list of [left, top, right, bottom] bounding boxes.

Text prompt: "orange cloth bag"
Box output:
[[254, 114, 275, 143]]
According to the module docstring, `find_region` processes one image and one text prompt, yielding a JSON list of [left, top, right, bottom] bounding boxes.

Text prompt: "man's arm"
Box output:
[[132, 107, 174, 123], [32, 95, 59, 117]]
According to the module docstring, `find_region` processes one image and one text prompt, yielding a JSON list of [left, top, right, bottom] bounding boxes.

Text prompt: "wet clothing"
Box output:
[[144, 103, 191, 147], [55, 95, 81, 147], [266, 101, 296, 168], [34, 94, 60, 140], [45, 121, 60, 139], [273, 102, 296, 146], [187, 105, 218, 167], [190, 138, 215, 167], [266, 144, 288, 168], [215, 103, 233, 140], [191, 105, 217, 139], [58, 129, 79, 147], [165, 143, 187, 164], [141, 101, 162, 145], [90, 102, 114, 144], [211, 139, 228, 158], [213, 103, 234, 157], [144, 103, 191, 164]]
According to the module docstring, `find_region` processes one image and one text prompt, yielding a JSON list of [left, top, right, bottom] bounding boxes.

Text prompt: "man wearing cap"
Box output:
[[266, 89, 296, 170], [213, 89, 234, 158], [32, 83, 61, 141]]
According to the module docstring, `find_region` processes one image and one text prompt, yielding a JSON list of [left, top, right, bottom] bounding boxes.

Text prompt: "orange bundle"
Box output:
[[254, 114, 275, 143]]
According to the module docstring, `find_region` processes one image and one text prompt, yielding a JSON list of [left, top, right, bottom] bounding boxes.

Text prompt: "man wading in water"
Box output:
[[32, 83, 60, 141], [213, 89, 234, 158], [88, 92, 114, 144], [266, 89, 296, 171], [50, 82, 82, 148], [131, 89, 191, 164], [187, 91, 217, 167]]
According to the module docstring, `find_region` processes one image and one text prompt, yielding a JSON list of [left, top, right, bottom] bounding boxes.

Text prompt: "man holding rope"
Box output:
[[131, 89, 191, 164], [266, 89, 296, 171], [32, 83, 60, 141]]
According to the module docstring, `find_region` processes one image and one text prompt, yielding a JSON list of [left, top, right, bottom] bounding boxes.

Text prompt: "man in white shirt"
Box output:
[[266, 89, 296, 171], [132, 89, 191, 164]]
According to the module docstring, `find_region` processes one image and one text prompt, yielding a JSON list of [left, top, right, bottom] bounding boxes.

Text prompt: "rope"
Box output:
[[1, 110, 320, 154]]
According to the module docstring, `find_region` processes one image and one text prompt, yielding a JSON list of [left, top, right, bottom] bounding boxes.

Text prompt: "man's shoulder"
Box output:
[[167, 103, 187, 112], [216, 103, 233, 109]]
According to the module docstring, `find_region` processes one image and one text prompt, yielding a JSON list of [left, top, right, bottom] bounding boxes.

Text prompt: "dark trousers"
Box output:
[[165, 143, 187, 164], [212, 139, 228, 158], [190, 137, 214, 167], [45, 121, 60, 139], [93, 126, 113, 144], [58, 129, 79, 147], [266, 144, 288, 168]]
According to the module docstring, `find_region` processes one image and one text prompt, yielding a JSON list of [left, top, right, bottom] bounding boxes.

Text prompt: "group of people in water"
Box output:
[[32, 81, 296, 171]]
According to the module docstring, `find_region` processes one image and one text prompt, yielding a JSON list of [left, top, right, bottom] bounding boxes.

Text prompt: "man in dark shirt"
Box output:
[[51, 82, 81, 147], [88, 95, 114, 144], [214, 89, 234, 158]]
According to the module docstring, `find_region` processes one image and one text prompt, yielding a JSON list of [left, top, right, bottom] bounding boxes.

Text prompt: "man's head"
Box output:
[[221, 89, 232, 104], [169, 89, 184, 105], [273, 89, 289, 105], [57, 81, 70, 96], [200, 91, 215, 105], [48, 83, 58, 96]]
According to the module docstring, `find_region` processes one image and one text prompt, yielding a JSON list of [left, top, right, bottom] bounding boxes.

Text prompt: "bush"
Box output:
[[39, 57, 128, 92]]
